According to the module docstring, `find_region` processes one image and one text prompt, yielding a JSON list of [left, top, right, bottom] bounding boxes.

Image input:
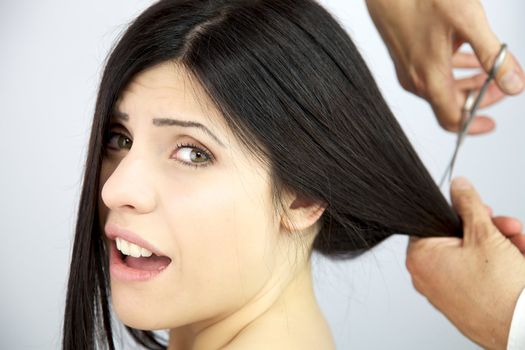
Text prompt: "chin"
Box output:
[[112, 300, 168, 330], [109, 286, 163, 330], [110, 287, 194, 331]]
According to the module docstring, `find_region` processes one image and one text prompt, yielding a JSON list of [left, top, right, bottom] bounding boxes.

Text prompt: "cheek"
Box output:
[[164, 168, 278, 305]]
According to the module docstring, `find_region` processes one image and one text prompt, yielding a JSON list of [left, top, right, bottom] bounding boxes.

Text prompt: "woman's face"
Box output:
[[98, 61, 294, 330]]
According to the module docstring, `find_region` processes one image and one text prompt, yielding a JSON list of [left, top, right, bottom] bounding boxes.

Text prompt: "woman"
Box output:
[[62, 0, 461, 348]]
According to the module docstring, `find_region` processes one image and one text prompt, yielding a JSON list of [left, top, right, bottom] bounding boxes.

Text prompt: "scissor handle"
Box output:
[[488, 43, 508, 79], [467, 44, 508, 119], [438, 43, 508, 188]]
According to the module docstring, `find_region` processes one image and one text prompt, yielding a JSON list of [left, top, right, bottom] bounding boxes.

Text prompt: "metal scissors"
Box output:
[[438, 43, 508, 187]]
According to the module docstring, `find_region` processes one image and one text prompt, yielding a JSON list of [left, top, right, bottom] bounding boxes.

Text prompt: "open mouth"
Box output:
[[115, 238, 172, 272], [120, 250, 172, 271], [109, 239, 172, 281]]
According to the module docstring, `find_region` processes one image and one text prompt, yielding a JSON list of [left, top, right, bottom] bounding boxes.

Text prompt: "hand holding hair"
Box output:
[[406, 177, 525, 350], [366, 0, 525, 134]]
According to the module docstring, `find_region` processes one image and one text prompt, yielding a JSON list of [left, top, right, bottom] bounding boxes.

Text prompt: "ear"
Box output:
[[280, 190, 328, 233]]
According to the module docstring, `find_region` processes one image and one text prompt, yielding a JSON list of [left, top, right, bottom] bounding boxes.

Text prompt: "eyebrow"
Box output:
[[112, 109, 226, 148]]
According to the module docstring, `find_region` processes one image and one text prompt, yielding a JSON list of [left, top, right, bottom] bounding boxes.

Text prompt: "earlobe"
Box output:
[[281, 191, 327, 233]]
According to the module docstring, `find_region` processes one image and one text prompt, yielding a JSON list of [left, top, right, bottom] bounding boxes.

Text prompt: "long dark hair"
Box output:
[[62, 0, 462, 348]]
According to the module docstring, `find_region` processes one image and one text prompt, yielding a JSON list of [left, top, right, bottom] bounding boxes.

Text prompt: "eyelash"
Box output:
[[103, 131, 214, 169]]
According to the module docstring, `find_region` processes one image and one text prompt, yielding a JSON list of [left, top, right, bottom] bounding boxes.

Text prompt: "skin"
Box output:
[[366, 0, 525, 135], [365, 1, 525, 347], [97, 60, 335, 350], [406, 177, 525, 350]]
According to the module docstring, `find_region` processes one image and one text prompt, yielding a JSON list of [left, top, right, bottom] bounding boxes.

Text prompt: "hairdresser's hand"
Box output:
[[365, 0, 525, 134], [406, 177, 525, 350]]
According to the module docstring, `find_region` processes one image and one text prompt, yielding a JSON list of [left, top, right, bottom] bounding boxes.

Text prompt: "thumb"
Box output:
[[459, 9, 525, 95], [450, 176, 498, 246]]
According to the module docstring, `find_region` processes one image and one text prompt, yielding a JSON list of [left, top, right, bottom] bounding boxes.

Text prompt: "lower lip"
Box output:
[[109, 240, 169, 282]]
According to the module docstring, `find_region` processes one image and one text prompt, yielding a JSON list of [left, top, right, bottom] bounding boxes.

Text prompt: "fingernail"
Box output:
[[501, 69, 524, 94], [452, 176, 472, 190]]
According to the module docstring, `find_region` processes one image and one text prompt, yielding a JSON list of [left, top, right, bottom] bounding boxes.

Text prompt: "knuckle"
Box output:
[[424, 78, 460, 130], [399, 77, 413, 92], [455, 192, 471, 205], [408, 69, 428, 97], [396, 67, 418, 94], [479, 49, 500, 73], [397, 63, 428, 96], [470, 218, 487, 232], [454, 193, 473, 212], [474, 37, 503, 73], [466, 217, 494, 236], [437, 118, 457, 132]]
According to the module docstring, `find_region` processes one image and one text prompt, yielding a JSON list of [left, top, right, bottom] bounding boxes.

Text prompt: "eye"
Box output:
[[105, 131, 132, 151], [172, 143, 214, 168]]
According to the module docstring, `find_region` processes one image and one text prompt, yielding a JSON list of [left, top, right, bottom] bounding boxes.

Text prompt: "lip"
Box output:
[[104, 222, 169, 258]]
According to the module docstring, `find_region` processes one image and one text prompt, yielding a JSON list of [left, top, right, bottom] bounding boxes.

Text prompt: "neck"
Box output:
[[167, 258, 322, 350]]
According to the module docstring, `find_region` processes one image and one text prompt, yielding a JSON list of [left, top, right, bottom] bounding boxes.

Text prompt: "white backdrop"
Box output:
[[1, 1, 523, 349]]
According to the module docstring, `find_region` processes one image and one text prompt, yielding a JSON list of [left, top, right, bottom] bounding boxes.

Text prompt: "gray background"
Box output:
[[1, 1, 523, 349]]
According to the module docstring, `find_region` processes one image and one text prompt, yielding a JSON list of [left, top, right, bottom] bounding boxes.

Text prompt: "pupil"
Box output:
[[119, 136, 131, 149], [191, 150, 205, 162]]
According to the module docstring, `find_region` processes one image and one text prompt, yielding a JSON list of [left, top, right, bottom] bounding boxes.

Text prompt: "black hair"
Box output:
[[62, 0, 461, 348]]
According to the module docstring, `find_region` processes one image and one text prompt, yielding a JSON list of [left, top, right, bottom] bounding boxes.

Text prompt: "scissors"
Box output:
[[438, 43, 508, 188]]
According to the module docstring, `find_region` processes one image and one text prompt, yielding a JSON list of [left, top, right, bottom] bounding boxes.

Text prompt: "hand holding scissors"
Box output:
[[439, 44, 509, 187], [366, 0, 525, 135]]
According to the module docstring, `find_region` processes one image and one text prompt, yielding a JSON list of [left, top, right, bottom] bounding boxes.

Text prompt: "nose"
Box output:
[[101, 152, 157, 214]]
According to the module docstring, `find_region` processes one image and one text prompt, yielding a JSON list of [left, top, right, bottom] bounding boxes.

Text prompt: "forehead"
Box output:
[[114, 61, 229, 136]]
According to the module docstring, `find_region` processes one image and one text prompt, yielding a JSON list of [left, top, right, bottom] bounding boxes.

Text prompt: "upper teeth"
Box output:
[[116, 237, 153, 258]]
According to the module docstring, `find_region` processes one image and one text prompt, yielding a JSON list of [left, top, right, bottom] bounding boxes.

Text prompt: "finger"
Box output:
[[456, 72, 488, 90], [426, 68, 464, 132], [509, 234, 525, 255], [455, 75, 506, 109], [495, 53, 525, 95], [452, 51, 482, 69], [491, 216, 525, 254], [454, 83, 506, 135], [428, 70, 501, 133], [458, 8, 525, 94], [492, 216, 523, 237], [450, 176, 497, 245], [477, 81, 506, 109], [464, 116, 495, 135]]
